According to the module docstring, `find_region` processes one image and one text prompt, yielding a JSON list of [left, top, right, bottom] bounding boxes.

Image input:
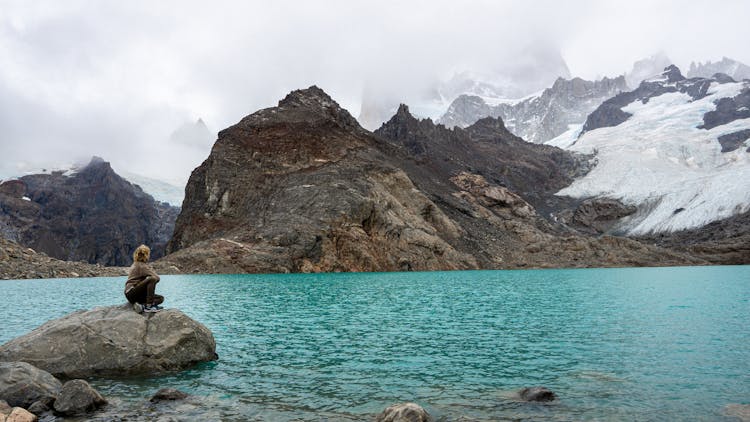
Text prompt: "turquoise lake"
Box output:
[[1, 266, 749, 421]]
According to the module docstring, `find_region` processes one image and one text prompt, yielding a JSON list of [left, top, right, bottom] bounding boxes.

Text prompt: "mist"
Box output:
[[1, 0, 748, 184]]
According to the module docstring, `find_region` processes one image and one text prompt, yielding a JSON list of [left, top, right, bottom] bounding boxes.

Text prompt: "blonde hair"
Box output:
[[133, 245, 151, 263]]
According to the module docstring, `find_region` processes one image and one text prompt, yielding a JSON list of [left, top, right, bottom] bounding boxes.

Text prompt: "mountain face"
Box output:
[[625, 52, 672, 88], [558, 65, 750, 235], [357, 44, 572, 130], [0, 157, 179, 266], [438, 76, 628, 143], [163, 86, 702, 273], [688, 57, 750, 81]]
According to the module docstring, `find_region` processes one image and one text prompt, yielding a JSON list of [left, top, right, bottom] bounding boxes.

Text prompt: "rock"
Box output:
[[150, 388, 189, 402], [375, 402, 433, 422], [52, 380, 106, 416], [519, 386, 556, 402], [0, 362, 61, 408], [723, 403, 750, 421], [5, 407, 37, 422], [0, 304, 217, 378], [25, 397, 53, 416], [0, 400, 10, 414]]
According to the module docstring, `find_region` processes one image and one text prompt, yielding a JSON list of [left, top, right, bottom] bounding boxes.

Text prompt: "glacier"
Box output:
[[558, 81, 750, 234]]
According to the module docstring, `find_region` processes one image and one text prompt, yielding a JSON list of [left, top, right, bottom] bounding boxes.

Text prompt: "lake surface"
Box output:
[[1, 266, 749, 421]]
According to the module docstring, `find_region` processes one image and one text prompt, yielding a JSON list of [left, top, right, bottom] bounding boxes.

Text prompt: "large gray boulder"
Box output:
[[0, 304, 216, 378], [0, 362, 61, 408], [52, 379, 106, 416]]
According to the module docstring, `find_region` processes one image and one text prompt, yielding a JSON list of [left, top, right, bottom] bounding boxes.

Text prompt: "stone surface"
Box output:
[[375, 402, 433, 422], [5, 407, 36, 422], [0, 237, 126, 280], [0, 157, 179, 267], [557, 198, 637, 235], [723, 403, 750, 421], [0, 304, 216, 378], [52, 380, 106, 416], [150, 388, 189, 402], [25, 397, 52, 416], [0, 362, 61, 408], [519, 386, 556, 402]]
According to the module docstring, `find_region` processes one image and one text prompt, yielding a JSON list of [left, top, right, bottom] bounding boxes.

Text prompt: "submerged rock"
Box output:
[[724, 404, 750, 421], [0, 362, 61, 408], [150, 388, 189, 402], [519, 386, 556, 402], [0, 304, 216, 378], [375, 402, 433, 422], [52, 380, 106, 416]]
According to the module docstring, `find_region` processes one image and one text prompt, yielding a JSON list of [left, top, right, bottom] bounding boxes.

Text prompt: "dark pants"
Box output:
[[125, 277, 164, 306]]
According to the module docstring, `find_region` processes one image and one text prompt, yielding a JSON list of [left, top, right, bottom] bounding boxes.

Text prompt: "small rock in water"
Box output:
[[150, 388, 189, 402], [26, 397, 53, 415], [375, 402, 433, 422], [724, 404, 750, 421], [519, 386, 556, 402], [52, 379, 107, 416]]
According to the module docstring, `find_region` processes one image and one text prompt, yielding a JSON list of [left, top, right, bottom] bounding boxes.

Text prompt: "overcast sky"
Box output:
[[1, 0, 749, 184]]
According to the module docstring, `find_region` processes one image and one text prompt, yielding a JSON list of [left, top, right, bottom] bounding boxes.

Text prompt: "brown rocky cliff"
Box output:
[[163, 87, 703, 273]]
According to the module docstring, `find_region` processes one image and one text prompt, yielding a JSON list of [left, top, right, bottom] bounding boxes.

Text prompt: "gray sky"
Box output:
[[1, 0, 749, 184]]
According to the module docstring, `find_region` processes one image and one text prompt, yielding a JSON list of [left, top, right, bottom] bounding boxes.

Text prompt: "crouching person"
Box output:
[[125, 244, 164, 313]]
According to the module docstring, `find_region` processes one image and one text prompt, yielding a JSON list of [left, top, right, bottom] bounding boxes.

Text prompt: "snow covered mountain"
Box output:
[[556, 65, 750, 235], [625, 52, 672, 88], [438, 76, 628, 143], [357, 44, 572, 131], [688, 57, 750, 81]]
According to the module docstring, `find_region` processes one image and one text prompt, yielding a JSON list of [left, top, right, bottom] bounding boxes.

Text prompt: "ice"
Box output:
[[558, 81, 750, 234], [545, 124, 583, 149]]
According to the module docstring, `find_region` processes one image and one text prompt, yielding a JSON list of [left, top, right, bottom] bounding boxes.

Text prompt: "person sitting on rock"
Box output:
[[125, 244, 164, 313]]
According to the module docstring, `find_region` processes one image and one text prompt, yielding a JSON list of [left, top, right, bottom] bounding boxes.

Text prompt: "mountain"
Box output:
[[169, 118, 214, 149], [625, 52, 672, 88], [688, 57, 750, 81], [557, 65, 750, 235], [438, 76, 628, 143], [0, 157, 179, 266], [357, 44, 572, 130], [162, 86, 701, 273]]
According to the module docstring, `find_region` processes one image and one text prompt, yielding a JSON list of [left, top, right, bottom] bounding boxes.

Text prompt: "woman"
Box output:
[[125, 244, 164, 313]]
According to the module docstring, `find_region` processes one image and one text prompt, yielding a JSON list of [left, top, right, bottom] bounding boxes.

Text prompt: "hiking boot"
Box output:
[[143, 305, 160, 313], [151, 304, 164, 310], [133, 303, 143, 314]]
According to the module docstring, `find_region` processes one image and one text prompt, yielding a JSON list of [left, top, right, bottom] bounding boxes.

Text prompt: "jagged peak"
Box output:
[[278, 85, 339, 110], [662, 65, 685, 83]]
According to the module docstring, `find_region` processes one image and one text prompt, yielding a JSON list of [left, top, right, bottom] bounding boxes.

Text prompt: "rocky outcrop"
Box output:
[[163, 86, 704, 272], [0, 237, 126, 280], [688, 57, 750, 81], [52, 380, 107, 416], [375, 402, 433, 422], [0, 157, 180, 266], [0, 406, 37, 422], [0, 304, 216, 378], [518, 386, 556, 402], [556, 198, 637, 235], [438, 75, 628, 143], [0, 362, 61, 408], [637, 210, 750, 265]]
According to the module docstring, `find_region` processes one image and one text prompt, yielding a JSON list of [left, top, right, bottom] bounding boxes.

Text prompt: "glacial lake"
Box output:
[[1, 266, 749, 421]]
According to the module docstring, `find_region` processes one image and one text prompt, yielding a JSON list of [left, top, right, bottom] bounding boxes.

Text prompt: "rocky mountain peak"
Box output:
[[243, 86, 361, 131], [278, 85, 338, 110], [662, 65, 685, 83]]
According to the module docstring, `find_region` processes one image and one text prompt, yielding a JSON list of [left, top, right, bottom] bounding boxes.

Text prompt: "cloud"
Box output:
[[0, 0, 748, 183]]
